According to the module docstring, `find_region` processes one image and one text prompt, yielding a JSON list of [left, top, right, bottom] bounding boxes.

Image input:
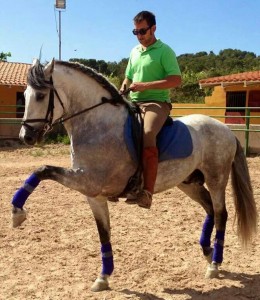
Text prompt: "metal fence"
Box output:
[[0, 105, 23, 141], [1, 104, 260, 156], [171, 106, 260, 156]]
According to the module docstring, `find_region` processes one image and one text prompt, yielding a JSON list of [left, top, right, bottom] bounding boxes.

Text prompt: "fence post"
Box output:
[[244, 108, 250, 156]]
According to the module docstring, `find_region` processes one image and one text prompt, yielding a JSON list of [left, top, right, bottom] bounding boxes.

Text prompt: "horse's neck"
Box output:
[[64, 103, 128, 169], [53, 66, 128, 145], [66, 104, 127, 135], [56, 70, 124, 129], [55, 67, 110, 111]]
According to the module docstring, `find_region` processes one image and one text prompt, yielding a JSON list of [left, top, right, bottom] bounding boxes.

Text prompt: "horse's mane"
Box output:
[[27, 60, 129, 106], [27, 61, 52, 90]]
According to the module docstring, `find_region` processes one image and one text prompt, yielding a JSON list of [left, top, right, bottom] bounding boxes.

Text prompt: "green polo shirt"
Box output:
[[125, 39, 181, 102]]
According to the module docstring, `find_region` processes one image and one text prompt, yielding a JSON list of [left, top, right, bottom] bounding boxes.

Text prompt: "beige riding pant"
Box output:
[[136, 101, 172, 148]]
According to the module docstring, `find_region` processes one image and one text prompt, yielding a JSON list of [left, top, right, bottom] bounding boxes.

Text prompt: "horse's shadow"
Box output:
[[121, 271, 260, 300]]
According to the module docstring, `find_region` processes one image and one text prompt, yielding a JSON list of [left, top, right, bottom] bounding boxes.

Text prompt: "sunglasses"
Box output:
[[132, 26, 152, 36]]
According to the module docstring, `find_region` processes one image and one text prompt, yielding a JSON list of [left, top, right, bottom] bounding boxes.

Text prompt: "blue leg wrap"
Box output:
[[212, 230, 225, 264], [200, 215, 214, 248], [101, 242, 114, 276], [11, 173, 40, 209]]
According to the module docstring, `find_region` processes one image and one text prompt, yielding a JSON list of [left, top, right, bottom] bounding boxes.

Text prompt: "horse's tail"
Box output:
[[231, 138, 258, 247]]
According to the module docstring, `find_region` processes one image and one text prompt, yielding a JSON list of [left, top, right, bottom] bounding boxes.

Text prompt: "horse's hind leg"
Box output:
[[178, 183, 215, 263], [178, 182, 214, 215], [178, 180, 228, 278], [205, 175, 229, 278]]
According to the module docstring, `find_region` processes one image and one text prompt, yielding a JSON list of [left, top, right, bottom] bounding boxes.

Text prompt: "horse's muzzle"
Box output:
[[19, 126, 44, 146]]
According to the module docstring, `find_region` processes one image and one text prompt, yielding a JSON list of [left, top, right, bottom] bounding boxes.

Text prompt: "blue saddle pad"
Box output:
[[124, 115, 193, 162]]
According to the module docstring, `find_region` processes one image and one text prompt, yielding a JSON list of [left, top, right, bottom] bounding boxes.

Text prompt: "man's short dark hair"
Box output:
[[133, 11, 156, 27]]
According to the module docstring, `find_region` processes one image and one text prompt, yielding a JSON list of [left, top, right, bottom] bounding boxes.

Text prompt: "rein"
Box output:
[[52, 97, 116, 126], [22, 76, 118, 135]]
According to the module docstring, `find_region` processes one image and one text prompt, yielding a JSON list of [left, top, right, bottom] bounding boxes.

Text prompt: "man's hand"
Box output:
[[129, 82, 148, 92], [119, 84, 132, 95], [119, 78, 132, 95]]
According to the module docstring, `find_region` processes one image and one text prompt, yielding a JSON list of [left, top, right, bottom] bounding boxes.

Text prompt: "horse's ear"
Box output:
[[32, 58, 40, 66], [44, 58, 55, 77]]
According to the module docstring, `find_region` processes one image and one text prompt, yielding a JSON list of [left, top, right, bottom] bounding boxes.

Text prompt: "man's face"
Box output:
[[133, 20, 156, 47]]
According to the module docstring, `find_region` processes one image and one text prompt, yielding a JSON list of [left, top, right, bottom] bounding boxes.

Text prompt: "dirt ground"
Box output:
[[0, 144, 259, 300]]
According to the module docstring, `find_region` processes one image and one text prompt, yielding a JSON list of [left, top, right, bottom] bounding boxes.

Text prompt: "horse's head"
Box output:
[[20, 58, 64, 145], [20, 58, 129, 146]]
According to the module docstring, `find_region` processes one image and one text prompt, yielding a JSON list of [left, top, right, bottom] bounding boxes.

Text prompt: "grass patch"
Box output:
[[45, 134, 70, 145], [29, 148, 47, 157]]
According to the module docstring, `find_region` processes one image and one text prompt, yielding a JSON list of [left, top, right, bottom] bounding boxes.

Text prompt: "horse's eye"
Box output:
[[36, 92, 46, 101]]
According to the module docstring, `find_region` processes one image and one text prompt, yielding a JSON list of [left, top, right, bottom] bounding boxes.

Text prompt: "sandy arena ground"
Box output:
[[0, 144, 259, 300]]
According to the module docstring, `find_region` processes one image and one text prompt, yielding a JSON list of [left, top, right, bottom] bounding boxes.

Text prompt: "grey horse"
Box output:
[[12, 59, 258, 291]]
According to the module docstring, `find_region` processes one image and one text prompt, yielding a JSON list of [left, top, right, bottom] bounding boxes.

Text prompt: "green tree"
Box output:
[[69, 48, 260, 103], [0, 51, 11, 61]]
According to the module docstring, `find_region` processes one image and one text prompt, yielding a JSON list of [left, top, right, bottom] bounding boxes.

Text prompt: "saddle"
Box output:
[[118, 104, 193, 197]]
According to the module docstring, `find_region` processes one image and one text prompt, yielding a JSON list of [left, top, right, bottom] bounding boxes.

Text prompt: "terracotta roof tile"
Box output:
[[0, 61, 31, 86], [199, 70, 260, 87]]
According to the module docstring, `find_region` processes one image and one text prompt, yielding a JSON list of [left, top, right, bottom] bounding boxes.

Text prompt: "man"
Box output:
[[120, 11, 181, 209]]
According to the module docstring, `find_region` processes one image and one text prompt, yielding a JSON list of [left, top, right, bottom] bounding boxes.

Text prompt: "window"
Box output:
[[225, 91, 246, 124], [226, 91, 246, 112], [16, 92, 25, 118]]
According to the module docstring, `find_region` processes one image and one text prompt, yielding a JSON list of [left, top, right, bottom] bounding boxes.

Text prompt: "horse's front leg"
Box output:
[[11, 165, 102, 227], [11, 167, 114, 291], [87, 196, 114, 292]]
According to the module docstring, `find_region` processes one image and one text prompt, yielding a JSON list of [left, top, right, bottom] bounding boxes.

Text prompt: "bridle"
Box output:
[[21, 77, 64, 135], [21, 76, 118, 137]]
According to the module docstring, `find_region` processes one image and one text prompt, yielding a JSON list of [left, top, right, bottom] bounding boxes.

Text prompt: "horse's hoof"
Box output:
[[91, 275, 109, 292], [204, 248, 213, 264], [205, 262, 219, 279], [12, 206, 27, 228]]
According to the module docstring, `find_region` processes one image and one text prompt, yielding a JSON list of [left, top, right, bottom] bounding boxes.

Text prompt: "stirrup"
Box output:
[[125, 190, 139, 204], [107, 196, 119, 202], [125, 194, 137, 204]]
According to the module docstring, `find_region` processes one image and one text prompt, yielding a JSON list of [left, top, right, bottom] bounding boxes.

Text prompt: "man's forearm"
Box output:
[[144, 75, 181, 89], [129, 75, 182, 92]]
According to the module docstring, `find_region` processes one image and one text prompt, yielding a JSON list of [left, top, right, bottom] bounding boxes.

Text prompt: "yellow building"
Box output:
[[0, 61, 30, 138], [0, 61, 30, 117], [171, 70, 260, 125]]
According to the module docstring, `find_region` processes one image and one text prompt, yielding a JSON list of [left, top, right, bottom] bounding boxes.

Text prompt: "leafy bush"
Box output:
[[45, 133, 70, 145]]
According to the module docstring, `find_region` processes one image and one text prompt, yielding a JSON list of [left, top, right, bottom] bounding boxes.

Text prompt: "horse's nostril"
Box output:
[[24, 135, 36, 145]]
